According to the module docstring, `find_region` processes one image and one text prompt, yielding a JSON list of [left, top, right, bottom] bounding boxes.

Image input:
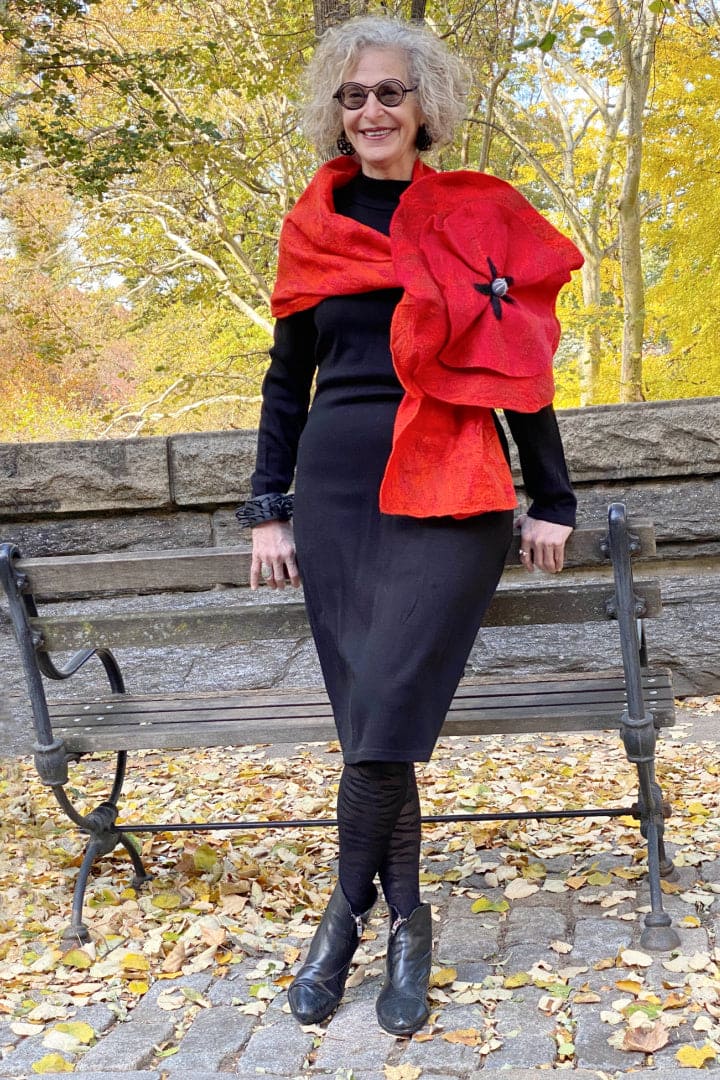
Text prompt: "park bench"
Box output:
[[0, 503, 679, 952]]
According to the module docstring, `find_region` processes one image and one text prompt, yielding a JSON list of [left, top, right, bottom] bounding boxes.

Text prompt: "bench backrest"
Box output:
[[3, 520, 660, 652]]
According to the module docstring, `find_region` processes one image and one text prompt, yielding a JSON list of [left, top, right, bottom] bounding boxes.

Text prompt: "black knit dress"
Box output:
[[252, 172, 576, 764]]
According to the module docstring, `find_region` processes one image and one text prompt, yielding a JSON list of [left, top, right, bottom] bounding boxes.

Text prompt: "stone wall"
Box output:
[[1, 398, 718, 559], [1, 397, 718, 755]]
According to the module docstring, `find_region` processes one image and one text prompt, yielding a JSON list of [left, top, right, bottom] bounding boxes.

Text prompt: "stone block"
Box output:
[[575, 478, 720, 545], [556, 398, 720, 482], [483, 998, 556, 1068], [0, 1022, 20, 1052], [312, 1000, 393, 1071], [0, 438, 170, 517], [0, 1034, 71, 1076], [574, 1004, 638, 1072], [77, 1017, 176, 1071], [168, 431, 258, 506], [129, 974, 213, 1020], [212, 507, 253, 547], [164, 1006, 254, 1072], [571, 917, 634, 963], [234, 1012, 315, 1074], [401, 1003, 487, 1070], [504, 904, 569, 947], [473, 1072, 607, 1080], [437, 917, 499, 964], [0, 512, 213, 561]]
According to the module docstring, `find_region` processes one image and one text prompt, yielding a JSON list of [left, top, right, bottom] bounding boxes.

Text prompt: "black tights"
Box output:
[[337, 761, 421, 918]]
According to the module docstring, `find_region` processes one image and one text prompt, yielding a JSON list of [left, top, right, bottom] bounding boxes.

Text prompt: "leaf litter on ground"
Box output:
[[3, 712, 720, 1065]]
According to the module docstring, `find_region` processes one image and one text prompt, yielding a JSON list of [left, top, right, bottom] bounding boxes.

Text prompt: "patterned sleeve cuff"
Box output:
[[235, 492, 294, 529]]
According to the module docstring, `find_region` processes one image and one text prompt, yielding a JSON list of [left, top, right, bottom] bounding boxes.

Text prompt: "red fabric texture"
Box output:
[[270, 156, 583, 519], [272, 156, 433, 318]]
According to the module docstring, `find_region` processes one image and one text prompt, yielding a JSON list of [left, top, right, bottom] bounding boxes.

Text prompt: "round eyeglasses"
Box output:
[[333, 79, 418, 110]]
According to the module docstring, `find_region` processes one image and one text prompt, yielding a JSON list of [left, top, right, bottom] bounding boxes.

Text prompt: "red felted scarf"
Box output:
[[271, 156, 583, 519]]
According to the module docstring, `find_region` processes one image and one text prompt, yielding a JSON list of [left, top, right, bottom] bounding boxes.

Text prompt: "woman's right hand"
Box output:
[[250, 520, 301, 590]]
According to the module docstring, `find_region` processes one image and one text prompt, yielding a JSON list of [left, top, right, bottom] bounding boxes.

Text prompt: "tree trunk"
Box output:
[[313, 0, 367, 36], [618, 129, 646, 402], [579, 253, 603, 406], [610, 0, 659, 403], [410, 0, 427, 19]]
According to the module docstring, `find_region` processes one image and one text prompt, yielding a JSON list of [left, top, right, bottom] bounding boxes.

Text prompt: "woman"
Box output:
[[237, 16, 580, 1037]]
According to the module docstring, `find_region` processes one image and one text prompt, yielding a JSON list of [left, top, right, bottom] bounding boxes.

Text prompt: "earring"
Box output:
[[337, 132, 355, 156], [415, 124, 432, 151]]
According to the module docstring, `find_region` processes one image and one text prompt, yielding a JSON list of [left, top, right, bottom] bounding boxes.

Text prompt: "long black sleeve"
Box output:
[[251, 309, 318, 496], [503, 405, 577, 527]]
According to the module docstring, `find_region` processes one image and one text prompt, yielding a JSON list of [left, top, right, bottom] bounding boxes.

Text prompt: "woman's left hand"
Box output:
[[515, 514, 573, 574]]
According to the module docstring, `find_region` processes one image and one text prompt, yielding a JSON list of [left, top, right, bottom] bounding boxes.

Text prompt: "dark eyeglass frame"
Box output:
[[333, 79, 418, 110]]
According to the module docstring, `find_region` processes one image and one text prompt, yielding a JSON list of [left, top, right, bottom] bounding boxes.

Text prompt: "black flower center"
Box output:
[[474, 257, 516, 320]]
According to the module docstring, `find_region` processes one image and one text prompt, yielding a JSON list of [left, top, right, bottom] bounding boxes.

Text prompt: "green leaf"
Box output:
[[156, 1046, 179, 1059], [539, 32, 557, 52], [516, 37, 539, 51], [596, 30, 615, 45]]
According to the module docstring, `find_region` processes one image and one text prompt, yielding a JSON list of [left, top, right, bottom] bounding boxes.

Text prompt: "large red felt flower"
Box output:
[[389, 171, 584, 412]]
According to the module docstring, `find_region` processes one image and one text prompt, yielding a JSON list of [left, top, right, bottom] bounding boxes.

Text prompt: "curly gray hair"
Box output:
[[302, 16, 469, 158]]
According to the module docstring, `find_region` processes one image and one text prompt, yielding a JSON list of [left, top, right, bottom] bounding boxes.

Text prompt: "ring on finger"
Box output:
[[519, 549, 528, 557], [260, 563, 273, 580]]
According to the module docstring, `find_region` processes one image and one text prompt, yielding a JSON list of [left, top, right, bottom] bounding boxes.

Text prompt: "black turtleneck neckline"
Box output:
[[334, 171, 411, 235]]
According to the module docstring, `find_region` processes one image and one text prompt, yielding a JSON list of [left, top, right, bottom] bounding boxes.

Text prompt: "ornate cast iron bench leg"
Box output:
[[607, 506, 680, 951], [0, 544, 152, 945]]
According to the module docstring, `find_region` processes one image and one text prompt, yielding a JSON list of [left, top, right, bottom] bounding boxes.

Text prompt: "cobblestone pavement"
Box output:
[[2, 707, 720, 1079]]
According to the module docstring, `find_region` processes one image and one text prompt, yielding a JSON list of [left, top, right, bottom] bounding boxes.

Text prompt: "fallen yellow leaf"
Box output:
[[61, 950, 92, 970], [676, 1044, 717, 1068], [151, 892, 184, 911], [429, 967, 457, 988], [443, 1028, 481, 1046], [660, 879, 684, 894], [31, 1054, 74, 1074], [471, 896, 509, 913], [504, 972, 531, 989], [193, 843, 218, 871], [663, 992, 690, 1010], [121, 952, 150, 973], [52, 1023, 95, 1045], [384, 1066, 422, 1080]]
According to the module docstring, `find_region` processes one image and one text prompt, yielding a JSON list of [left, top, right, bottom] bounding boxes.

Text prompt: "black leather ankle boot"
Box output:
[[288, 882, 377, 1025], [376, 903, 432, 1036]]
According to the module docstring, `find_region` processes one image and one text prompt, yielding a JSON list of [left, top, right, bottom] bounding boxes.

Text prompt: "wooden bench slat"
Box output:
[[52, 685, 674, 726], [15, 521, 658, 596], [54, 708, 674, 754], [46, 668, 675, 718], [49, 669, 675, 752], [31, 581, 663, 651]]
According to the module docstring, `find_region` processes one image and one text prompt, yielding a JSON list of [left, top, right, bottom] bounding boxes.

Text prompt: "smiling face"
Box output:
[[339, 47, 423, 180]]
